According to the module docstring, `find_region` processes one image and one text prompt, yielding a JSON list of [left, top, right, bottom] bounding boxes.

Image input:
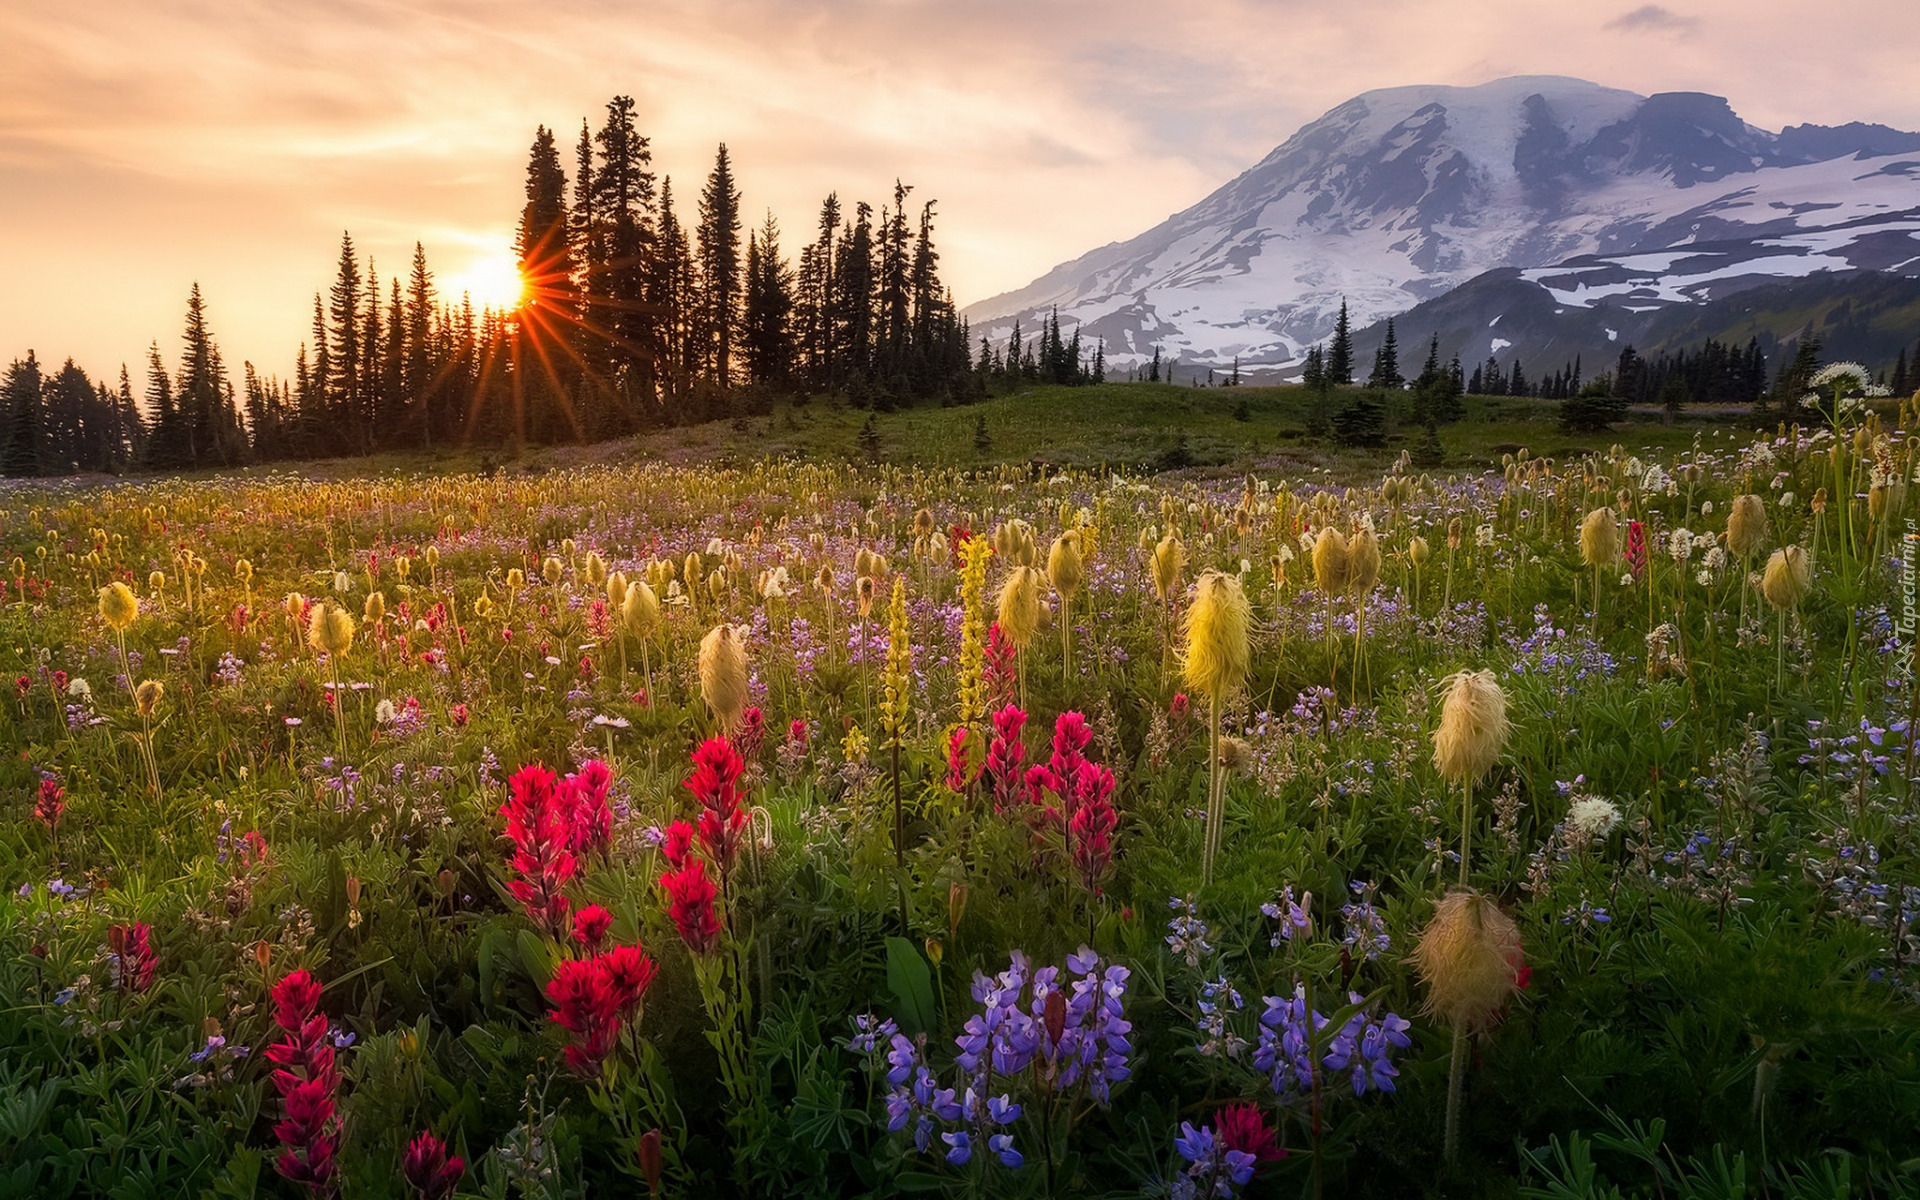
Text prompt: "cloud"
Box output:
[[1604, 4, 1700, 35]]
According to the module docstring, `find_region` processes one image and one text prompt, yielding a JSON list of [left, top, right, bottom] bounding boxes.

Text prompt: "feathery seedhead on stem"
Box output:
[[995, 566, 1045, 651], [1347, 528, 1381, 595], [1408, 536, 1431, 567], [1578, 507, 1619, 568], [135, 679, 165, 717], [1413, 889, 1523, 1033], [698, 624, 749, 734], [363, 591, 385, 625], [606, 571, 629, 609], [542, 556, 565, 587], [1433, 669, 1509, 785], [309, 604, 355, 657], [856, 574, 877, 618], [1048, 532, 1084, 600], [1761, 545, 1812, 610], [623, 580, 660, 636], [1151, 533, 1187, 602], [99, 582, 139, 631], [1311, 527, 1350, 595], [1182, 571, 1251, 701], [1727, 494, 1767, 558]]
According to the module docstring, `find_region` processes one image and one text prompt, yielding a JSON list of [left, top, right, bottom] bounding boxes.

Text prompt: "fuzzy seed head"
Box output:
[[698, 624, 750, 733], [1151, 533, 1186, 602], [1182, 570, 1251, 701], [1311, 527, 1350, 595], [135, 679, 165, 717], [995, 565, 1045, 650], [1412, 889, 1523, 1033], [623, 579, 660, 636], [1726, 494, 1767, 558], [1579, 507, 1619, 568], [606, 571, 629, 609], [309, 603, 356, 657], [1761, 545, 1812, 610], [99, 582, 139, 632], [284, 592, 305, 621], [542, 556, 564, 586], [363, 591, 385, 624], [1047, 532, 1085, 599], [1433, 669, 1509, 785], [1347, 528, 1381, 594]]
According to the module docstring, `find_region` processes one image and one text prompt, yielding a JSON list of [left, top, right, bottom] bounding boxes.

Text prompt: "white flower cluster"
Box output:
[[1567, 796, 1622, 841]]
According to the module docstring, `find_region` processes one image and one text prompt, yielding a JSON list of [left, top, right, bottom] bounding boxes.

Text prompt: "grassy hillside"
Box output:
[[200, 382, 1737, 487], [609, 384, 1729, 476]]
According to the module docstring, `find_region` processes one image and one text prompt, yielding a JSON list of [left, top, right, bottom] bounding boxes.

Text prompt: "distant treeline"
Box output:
[[5, 95, 1069, 476]]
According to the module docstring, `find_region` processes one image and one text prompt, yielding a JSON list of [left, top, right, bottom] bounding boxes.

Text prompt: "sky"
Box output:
[[3, 0, 1918, 381]]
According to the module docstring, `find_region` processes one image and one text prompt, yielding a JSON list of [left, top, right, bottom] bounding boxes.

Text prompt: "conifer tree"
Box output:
[[697, 144, 743, 387], [1, 352, 43, 476], [326, 234, 364, 452], [742, 212, 795, 387], [1328, 300, 1353, 385], [588, 96, 657, 398]]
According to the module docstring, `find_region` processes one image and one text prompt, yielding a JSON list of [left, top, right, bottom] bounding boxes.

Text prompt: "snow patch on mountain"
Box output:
[[962, 76, 1920, 378]]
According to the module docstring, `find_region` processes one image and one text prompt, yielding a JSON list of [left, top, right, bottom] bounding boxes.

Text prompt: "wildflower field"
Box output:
[[5, 383, 1920, 1199]]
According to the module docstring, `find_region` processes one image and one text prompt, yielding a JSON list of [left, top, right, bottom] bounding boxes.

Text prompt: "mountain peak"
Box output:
[[962, 76, 1920, 377]]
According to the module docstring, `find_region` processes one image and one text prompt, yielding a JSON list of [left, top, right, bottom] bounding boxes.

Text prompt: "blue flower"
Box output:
[[942, 1130, 971, 1165], [988, 1133, 1022, 1169]]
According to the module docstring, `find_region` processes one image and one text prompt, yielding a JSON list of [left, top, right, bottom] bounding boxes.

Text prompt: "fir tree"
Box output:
[[697, 144, 743, 387], [1328, 300, 1353, 385], [1367, 318, 1402, 389], [1, 352, 43, 476], [741, 212, 796, 387]]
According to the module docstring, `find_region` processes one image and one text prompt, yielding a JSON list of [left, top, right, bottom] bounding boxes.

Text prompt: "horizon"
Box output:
[[5, 1, 1920, 381]]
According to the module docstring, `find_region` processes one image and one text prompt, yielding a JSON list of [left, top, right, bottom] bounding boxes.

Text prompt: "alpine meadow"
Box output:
[[7, 14, 1920, 1200]]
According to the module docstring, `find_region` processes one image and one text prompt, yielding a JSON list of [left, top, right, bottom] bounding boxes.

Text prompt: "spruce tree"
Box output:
[[405, 240, 439, 447], [1328, 300, 1353, 385], [589, 96, 657, 396], [326, 233, 364, 452], [1, 352, 43, 477], [697, 144, 743, 387], [741, 211, 795, 387]]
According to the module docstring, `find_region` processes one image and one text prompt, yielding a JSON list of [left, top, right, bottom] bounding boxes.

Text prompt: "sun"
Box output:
[[447, 247, 528, 311]]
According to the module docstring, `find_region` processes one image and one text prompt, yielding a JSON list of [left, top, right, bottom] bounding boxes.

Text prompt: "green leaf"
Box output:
[[885, 936, 936, 1038]]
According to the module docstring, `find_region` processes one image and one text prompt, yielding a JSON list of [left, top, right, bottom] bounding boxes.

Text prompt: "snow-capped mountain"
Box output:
[[963, 76, 1920, 377]]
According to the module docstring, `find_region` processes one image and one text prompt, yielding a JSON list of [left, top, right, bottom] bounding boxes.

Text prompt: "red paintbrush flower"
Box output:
[[661, 859, 722, 955], [34, 777, 64, 832], [572, 904, 613, 952], [660, 819, 696, 870], [1213, 1102, 1285, 1169], [267, 968, 342, 1195], [686, 737, 749, 872], [108, 921, 156, 993], [401, 1131, 466, 1200]]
